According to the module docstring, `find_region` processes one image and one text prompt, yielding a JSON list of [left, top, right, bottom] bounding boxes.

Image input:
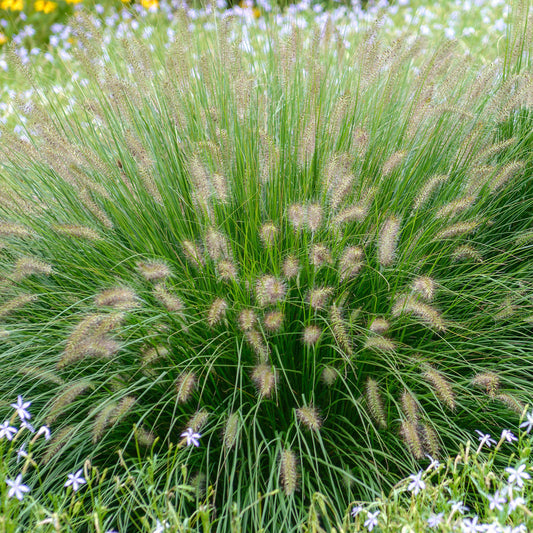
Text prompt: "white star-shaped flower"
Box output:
[[425, 454, 440, 471], [487, 490, 506, 511], [363, 511, 380, 532], [64, 469, 86, 491], [448, 499, 469, 515], [351, 504, 363, 518], [427, 512, 444, 528], [180, 427, 201, 447], [461, 516, 484, 533], [519, 411, 533, 434], [475, 429, 496, 448], [19, 420, 35, 433], [506, 464, 530, 488], [0, 420, 17, 440], [16, 443, 28, 464], [407, 470, 426, 496], [509, 495, 526, 512], [10, 395, 31, 421], [501, 429, 517, 443], [6, 474, 30, 501], [153, 519, 169, 533], [36, 425, 51, 440]]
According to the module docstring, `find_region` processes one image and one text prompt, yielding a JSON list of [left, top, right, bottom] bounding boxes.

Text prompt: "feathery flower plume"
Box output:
[[95, 287, 138, 310], [223, 412, 240, 450], [141, 345, 168, 367], [217, 259, 238, 282], [330, 304, 352, 355], [330, 173, 355, 211], [366, 378, 387, 428], [400, 420, 424, 459], [205, 227, 229, 261], [13, 257, 52, 280], [212, 173, 229, 204], [421, 424, 439, 457], [364, 336, 396, 351], [472, 372, 500, 398], [92, 402, 118, 443], [43, 425, 74, 464], [306, 203, 323, 232], [207, 298, 228, 328], [475, 138, 516, 163], [53, 224, 102, 241], [279, 448, 299, 496], [369, 317, 389, 334], [435, 196, 475, 219], [308, 287, 334, 310], [321, 366, 337, 386], [401, 391, 419, 421], [176, 372, 196, 403], [288, 204, 305, 231], [251, 363, 277, 398], [333, 204, 368, 226], [245, 329, 270, 363], [434, 220, 480, 240], [58, 337, 121, 368], [489, 161, 525, 193], [182, 240, 204, 269], [263, 310, 284, 332], [352, 127, 369, 156], [495, 296, 516, 320], [466, 165, 495, 195], [188, 154, 211, 210], [18, 366, 65, 385], [282, 256, 300, 279], [153, 284, 184, 313], [134, 426, 155, 447], [136, 260, 171, 282], [309, 244, 333, 268], [378, 216, 401, 267], [255, 275, 286, 307], [382, 150, 407, 176], [238, 309, 257, 332], [302, 325, 322, 346], [338, 246, 364, 281], [514, 230, 533, 247], [0, 294, 38, 319], [411, 276, 436, 301], [295, 405, 322, 432], [423, 367, 455, 410], [0, 221, 33, 239], [259, 222, 278, 247], [452, 245, 483, 262], [47, 381, 93, 423], [392, 294, 446, 332], [187, 409, 209, 432], [495, 393, 524, 414], [412, 175, 448, 210]]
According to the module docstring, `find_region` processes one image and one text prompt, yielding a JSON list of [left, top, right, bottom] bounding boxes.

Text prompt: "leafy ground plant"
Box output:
[[0, 6, 532, 530]]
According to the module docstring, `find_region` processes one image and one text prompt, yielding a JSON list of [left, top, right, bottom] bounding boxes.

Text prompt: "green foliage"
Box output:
[[0, 8, 532, 530]]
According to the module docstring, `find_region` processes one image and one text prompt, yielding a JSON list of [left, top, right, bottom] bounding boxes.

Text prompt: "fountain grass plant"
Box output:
[[0, 5, 532, 530]]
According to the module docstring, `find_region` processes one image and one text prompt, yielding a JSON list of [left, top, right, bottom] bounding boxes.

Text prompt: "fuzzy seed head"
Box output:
[[378, 216, 401, 267], [421, 424, 439, 458], [392, 294, 446, 332], [135, 426, 155, 447], [176, 372, 196, 403], [369, 317, 389, 334], [338, 246, 364, 281], [423, 367, 455, 410], [259, 222, 278, 247], [452, 245, 483, 262], [13, 256, 53, 280], [47, 380, 93, 423], [366, 378, 387, 428], [282, 256, 300, 279], [223, 412, 240, 450], [364, 336, 396, 351], [153, 284, 184, 313], [182, 240, 204, 269], [245, 329, 270, 363], [321, 366, 337, 386], [288, 203, 305, 231], [136, 260, 171, 282], [412, 175, 448, 210], [187, 409, 209, 432], [217, 259, 238, 281], [238, 309, 257, 331], [53, 224, 102, 240], [95, 287, 138, 310], [333, 204, 368, 226], [411, 276, 436, 301], [141, 345, 168, 367], [307, 203, 323, 232], [295, 405, 322, 432], [205, 227, 229, 261], [434, 220, 480, 240], [302, 325, 322, 346], [251, 363, 277, 398], [308, 287, 334, 310], [382, 150, 407, 176], [401, 391, 419, 421], [489, 161, 525, 193], [0, 294, 38, 319], [263, 310, 284, 332], [330, 304, 352, 355], [207, 298, 228, 327], [435, 196, 475, 219], [495, 393, 524, 414], [92, 402, 118, 444], [400, 420, 424, 459], [309, 243, 333, 268], [255, 275, 286, 307], [111, 396, 136, 425], [279, 448, 299, 496], [43, 425, 74, 464], [0, 221, 33, 238], [472, 372, 499, 398]]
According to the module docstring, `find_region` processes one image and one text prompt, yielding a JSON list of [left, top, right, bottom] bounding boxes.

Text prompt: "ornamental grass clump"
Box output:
[[0, 10, 532, 530]]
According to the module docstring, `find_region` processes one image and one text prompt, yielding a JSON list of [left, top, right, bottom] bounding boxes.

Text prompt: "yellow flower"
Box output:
[[65, 0, 81, 4], [0, 33, 7, 45], [34, 0, 56, 11], [1, 0, 23, 11], [139, 0, 157, 8]]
